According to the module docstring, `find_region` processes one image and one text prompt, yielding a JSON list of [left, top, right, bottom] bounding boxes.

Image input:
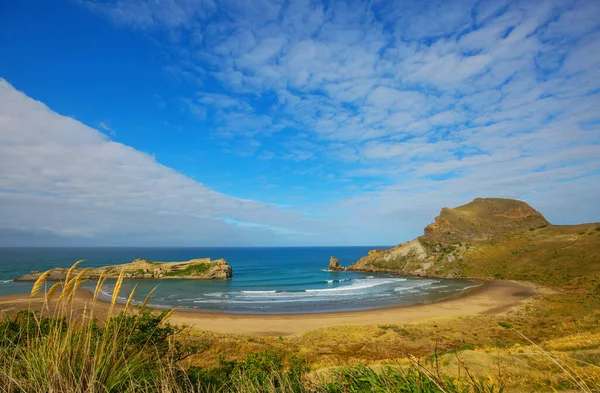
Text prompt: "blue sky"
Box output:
[[0, 0, 599, 246]]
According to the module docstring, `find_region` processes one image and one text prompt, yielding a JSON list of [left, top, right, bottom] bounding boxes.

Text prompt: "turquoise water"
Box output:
[[0, 247, 476, 314]]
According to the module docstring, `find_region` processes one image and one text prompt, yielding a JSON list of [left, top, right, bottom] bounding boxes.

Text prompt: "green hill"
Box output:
[[347, 198, 600, 289]]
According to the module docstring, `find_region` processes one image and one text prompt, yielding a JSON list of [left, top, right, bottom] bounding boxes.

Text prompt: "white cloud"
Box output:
[[0, 80, 323, 245], [15, 0, 600, 245]]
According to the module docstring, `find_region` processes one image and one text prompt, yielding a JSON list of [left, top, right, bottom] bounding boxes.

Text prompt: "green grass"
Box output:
[[1, 307, 519, 393], [165, 263, 211, 277]]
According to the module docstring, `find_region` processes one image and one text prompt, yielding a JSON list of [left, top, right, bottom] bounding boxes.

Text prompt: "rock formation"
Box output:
[[347, 198, 551, 278], [423, 198, 548, 243], [14, 257, 233, 281], [328, 256, 344, 271]]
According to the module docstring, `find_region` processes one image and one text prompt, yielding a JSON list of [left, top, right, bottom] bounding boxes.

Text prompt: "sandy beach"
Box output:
[[0, 280, 535, 336]]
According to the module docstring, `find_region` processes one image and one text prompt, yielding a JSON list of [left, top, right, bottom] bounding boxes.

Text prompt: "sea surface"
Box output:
[[0, 247, 477, 314]]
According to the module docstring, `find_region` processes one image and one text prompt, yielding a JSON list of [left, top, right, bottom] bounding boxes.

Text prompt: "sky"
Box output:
[[0, 0, 599, 247]]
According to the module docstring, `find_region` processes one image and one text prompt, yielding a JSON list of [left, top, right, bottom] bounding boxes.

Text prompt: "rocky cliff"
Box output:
[[14, 257, 233, 281], [346, 198, 563, 279], [328, 256, 344, 271]]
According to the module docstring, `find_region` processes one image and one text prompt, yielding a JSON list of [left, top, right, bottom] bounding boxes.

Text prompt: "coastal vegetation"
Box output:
[[165, 263, 212, 277], [0, 268, 514, 392], [2, 266, 600, 391], [1, 198, 599, 392], [346, 198, 600, 287], [13, 257, 233, 281]]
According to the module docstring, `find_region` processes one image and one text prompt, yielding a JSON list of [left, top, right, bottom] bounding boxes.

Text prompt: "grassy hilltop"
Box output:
[[348, 198, 600, 290]]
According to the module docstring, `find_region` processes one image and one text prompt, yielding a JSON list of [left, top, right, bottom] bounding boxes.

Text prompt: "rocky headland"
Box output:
[[14, 257, 233, 281], [337, 198, 600, 286]]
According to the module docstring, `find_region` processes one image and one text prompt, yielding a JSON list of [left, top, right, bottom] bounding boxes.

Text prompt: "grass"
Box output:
[[165, 263, 212, 277], [0, 262, 514, 393], [459, 223, 600, 288], [2, 261, 600, 392]]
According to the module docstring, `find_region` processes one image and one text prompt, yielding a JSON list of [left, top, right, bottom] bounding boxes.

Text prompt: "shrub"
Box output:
[[0, 262, 207, 393], [188, 350, 309, 393]]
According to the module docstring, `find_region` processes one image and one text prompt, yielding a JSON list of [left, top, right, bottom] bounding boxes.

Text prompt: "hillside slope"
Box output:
[[347, 198, 600, 289]]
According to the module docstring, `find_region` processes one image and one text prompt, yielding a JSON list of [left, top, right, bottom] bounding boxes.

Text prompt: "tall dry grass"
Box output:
[[1, 261, 598, 393], [0, 262, 187, 393]]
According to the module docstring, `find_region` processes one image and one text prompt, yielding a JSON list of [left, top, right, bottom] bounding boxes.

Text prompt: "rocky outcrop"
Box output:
[[423, 198, 548, 243], [204, 258, 233, 279], [347, 239, 431, 275], [328, 256, 344, 271], [347, 198, 551, 278], [14, 257, 233, 281]]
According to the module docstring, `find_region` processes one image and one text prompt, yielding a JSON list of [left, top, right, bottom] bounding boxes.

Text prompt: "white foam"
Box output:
[[241, 290, 277, 294], [393, 281, 436, 292], [232, 289, 369, 299], [194, 296, 367, 304], [325, 278, 350, 283], [461, 283, 483, 291], [99, 288, 112, 298], [0, 280, 13, 284], [204, 292, 224, 297], [98, 287, 128, 303], [305, 278, 406, 293]]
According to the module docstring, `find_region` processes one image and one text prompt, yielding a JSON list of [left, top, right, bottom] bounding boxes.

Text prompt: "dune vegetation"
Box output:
[[1, 200, 599, 392], [1, 259, 599, 392]]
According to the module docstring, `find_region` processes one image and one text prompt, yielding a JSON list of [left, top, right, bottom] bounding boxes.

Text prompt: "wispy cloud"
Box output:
[[3, 0, 600, 245]]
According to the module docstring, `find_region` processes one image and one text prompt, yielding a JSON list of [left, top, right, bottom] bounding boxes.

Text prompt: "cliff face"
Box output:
[[14, 258, 233, 281], [346, 198, 558, 279], [328, 256, 344, 271]]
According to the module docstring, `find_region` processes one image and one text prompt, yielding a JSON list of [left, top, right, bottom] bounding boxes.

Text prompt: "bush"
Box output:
[[321, 364, 504, 393], [0, 262, 209, 393], [188, 350, 309, 393]]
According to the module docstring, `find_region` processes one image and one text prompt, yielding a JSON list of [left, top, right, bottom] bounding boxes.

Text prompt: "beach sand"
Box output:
[[0, 280, 535, 336]]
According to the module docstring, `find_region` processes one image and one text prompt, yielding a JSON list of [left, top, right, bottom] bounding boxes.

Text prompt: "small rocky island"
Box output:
[[328, 256, 344, 271], [14, 258, 233, 281]]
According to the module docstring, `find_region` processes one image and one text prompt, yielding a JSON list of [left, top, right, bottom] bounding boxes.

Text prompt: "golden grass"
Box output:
[[544, 332, 600, 351], [30, 270, 50, 297], [142, 285, 158, 308], [4, 259, 600, 392], [107, 268, 124, 317], [1, 262, 189, 393]]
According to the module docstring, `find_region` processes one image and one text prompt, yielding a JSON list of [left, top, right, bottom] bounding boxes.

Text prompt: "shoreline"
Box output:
[[95, 278, 486, 316], [0, 279, 536, 336]]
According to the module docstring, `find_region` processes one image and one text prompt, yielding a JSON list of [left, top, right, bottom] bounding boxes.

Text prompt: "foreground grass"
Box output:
[[1, 262, 599, 392], [0, 309, 509, 393]]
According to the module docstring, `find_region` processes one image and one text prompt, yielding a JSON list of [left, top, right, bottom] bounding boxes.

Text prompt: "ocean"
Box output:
[[0, 247, 476, 314]]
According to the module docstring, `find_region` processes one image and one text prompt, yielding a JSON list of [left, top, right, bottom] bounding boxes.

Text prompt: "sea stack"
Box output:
[[328, 256, 344, 271]]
